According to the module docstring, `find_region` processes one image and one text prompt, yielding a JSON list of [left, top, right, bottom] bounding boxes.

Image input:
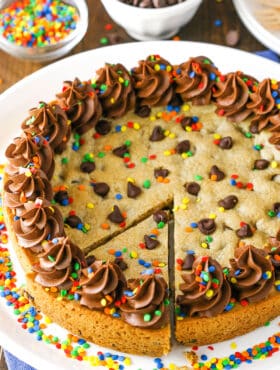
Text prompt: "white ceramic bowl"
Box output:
[[0, 0, 88, 63], [100, 0, 203, 41]]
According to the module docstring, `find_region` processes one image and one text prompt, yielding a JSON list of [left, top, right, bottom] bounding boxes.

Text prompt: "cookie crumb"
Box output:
[[184, 350, 198, 363]]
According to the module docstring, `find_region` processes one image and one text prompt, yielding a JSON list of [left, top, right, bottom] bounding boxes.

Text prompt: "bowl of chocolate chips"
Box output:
[[100, 0, 202, 40]]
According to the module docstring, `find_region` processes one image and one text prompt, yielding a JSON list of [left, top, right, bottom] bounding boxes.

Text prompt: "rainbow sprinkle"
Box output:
[[189, 335, 280, 369], [0, 0, 79, 48]]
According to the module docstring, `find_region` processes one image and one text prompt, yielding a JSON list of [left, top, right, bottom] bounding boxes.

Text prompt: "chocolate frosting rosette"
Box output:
[[176, 255, 231, 318], [32, 237, 86, 290], [247, 79, 280, 133], [56, 78, 102, 135], [5, 133, 55, 179], [94, 63, 136, 118], [80, 261, 126, 310], [120, 275, 169, 329], [4, 168, 53, 216], [21, 101, 71, 154], [13, 197, 65, 252], [229, 245, 274, 303], [174, 56, 220, 105], [131, 55, 174, 107], [213, 72, 258, 123]]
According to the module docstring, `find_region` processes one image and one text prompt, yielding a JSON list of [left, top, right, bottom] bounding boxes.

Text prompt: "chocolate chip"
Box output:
[[107, 32, 123, 45], [218, 195, 238, 210], [65, 215, 82, 228], [108, 205, 124, 223], [93, 182, 110, 197], [149, 126, 165, 141], [153, 210, 169, 223], [225, 29, 240, 47], [114, 257, 128, 271], [219, 136, 233, 149], [176, 140, 190, 154], [139, 0, 151, 7], [86, 255, 96, 266], [54, 190, 68, 205], [112, 144, 129, 157], [184, 182, 201, 196], [80, 161, 96, 173], [95, 119, 111, 135], [153, 0, 169, 7], [273, 202, 280, 214], [236, 224, 253, 238], [144, 235, 160, 250], [154, 167, 169, 178], [198, 218, 216, 235], [182, 254, 195, 270], [135, 105, 151, 118], [209, 165, 225, 181], [127, 181, 142, 198], [168, 93, 183, 107], [254, 159, 270, 170], [180, 116, 192, 130]]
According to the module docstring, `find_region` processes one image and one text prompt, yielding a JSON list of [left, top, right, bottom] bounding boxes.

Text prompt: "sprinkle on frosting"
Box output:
[[176, 255, 231, 317], [94, 63, 136, 118], [120, 275, 169, 329], [56, 78, 102, 135], [174, 56, 220, 105], [132, 55, 174, 107], [229, 245, 274, 303], [21, 101, 71, 154]]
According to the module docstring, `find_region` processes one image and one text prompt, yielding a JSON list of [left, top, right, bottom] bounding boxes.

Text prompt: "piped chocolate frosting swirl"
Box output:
[[213, 72, 258, 123], [95, 63, 136, 118], [56, 78, 102, 134], [21, 101, 71, 154], [80, 261, 126, 310], [132, 55, 174, 107], [120, 275, 169, 329], [177, 256, 231, 317], [12, 198, 65, 251], [33, 236, 86, 289], [4, 168, 53, 215], [174, 56, 220, 105], [5, 133, 55, 179], [229, 245, 274, 303]]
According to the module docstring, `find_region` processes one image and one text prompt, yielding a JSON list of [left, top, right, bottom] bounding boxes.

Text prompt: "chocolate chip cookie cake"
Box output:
[[3, 54, 280, 357]]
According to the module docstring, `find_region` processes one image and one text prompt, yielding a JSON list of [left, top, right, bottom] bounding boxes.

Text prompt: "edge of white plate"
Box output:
[[233, 0, 280, 55]]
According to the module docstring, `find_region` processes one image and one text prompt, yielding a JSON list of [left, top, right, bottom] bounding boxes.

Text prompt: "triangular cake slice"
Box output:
[[87, 211, 170, 280], [25, 210, 171, 356]]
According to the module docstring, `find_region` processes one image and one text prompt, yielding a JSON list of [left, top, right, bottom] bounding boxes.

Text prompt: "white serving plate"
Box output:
[[1, 41, 280, 370]]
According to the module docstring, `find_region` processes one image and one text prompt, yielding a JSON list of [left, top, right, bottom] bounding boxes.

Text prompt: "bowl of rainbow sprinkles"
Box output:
[[0, 0, 88, 62]]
